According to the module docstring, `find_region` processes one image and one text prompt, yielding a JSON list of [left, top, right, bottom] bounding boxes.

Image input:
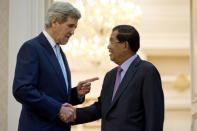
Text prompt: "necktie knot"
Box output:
[[55, 44, 59, 48], [117, 66, 123, 75], [54, 45, 60, 56], [55, 44, 60, 51]]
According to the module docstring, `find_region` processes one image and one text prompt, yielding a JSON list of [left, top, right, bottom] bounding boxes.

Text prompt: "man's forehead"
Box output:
[[110, 31, 118, 39], [66, 17, 78, 22]]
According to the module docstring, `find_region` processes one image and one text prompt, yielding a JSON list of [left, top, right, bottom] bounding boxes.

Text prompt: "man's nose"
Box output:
[[70, 30, 74, 35], [107, 43, 111, 49]]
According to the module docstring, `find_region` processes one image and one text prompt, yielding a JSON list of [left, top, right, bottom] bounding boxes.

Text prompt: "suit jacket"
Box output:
[[13, 33, 83, 131], [76, 56, 164, 131]]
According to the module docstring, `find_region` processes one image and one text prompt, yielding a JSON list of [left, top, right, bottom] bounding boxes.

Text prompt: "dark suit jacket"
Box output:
[[13, 33, 83, 131], [76, 56, 164, 131]]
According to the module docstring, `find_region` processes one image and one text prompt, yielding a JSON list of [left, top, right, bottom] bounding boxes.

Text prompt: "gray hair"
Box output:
[[45, 1, 81, 28]]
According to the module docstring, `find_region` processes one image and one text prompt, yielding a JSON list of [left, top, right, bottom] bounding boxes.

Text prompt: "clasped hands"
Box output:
[[59, 77, 99, 123], [59, 103, 76, 123]]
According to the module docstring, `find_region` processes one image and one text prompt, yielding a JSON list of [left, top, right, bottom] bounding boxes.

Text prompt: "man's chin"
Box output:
[[109, 57, 114, 61], [60, 41, 68, 45]]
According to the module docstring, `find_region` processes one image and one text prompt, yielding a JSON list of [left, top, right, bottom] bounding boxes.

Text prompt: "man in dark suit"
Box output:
[[72, 25, 164, 131], [12, 2, 98, 131]]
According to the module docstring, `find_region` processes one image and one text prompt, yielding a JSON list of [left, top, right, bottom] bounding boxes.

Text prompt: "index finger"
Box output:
[[84, 77, 99, 83]]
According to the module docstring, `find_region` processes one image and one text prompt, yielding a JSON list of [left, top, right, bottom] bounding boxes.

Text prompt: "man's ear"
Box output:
[[124, 41, 130, 50], [51, 16, 58, 26]]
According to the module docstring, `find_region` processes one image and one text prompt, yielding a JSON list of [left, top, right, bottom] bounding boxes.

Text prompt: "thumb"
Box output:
[[63, 103, 72, 107]]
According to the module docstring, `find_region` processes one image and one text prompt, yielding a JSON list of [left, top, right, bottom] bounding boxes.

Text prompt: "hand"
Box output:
[[76, 77, 99, 97], [59, 103, 76, 123]]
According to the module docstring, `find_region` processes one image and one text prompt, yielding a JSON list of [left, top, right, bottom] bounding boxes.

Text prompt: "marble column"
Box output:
[[0, 0, 9, 130], [191, 0, 197, 130]]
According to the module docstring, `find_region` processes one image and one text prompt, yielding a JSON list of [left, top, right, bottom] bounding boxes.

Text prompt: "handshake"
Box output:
[[58, 77, 99, 123], [59, 103, 76, 123]]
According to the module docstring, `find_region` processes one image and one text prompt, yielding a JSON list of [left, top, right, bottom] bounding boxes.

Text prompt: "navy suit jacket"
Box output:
[[75, 56, 164, 131], [13, 33, 83, 131]]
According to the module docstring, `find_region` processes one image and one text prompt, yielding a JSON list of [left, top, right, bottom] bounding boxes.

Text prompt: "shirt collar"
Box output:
[[120, 54, 138, 72], [43, 30, 57, 49]]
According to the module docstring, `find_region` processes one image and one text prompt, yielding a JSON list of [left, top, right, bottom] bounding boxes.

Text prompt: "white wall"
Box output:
[[8, 0, 45, 130]]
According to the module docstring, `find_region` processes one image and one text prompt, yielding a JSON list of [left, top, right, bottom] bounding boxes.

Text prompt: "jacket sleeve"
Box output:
[[73, 71, 111, 125], [69, 87, 85, 105], [142, 65, 164, 131], [13, 42, 61, 121], [74, 97, 102, 124]]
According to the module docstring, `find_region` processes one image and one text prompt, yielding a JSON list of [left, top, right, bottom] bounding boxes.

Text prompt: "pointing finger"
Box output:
[[84, 77, 99, 83]]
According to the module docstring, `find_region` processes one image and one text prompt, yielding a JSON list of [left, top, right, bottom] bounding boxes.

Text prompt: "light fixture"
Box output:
[[54, 0, 142, 66]]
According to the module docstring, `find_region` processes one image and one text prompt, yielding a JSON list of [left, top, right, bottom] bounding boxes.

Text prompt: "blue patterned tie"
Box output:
[[54, 45, 68, 91]]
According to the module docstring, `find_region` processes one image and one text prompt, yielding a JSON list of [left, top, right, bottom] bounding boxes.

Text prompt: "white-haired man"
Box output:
[[13, 2, 98, 131]]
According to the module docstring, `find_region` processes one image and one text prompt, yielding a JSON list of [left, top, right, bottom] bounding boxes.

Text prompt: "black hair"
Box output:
[[112, 25, 140, 53]]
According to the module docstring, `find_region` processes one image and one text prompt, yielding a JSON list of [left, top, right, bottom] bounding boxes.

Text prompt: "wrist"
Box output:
[[78, 96, 84, 102]]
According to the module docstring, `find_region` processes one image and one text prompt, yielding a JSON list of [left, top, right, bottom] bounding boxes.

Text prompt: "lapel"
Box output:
[[102, 69, 117, 115], [105, 56, 141, 115], [37, 33, 68, 93]]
